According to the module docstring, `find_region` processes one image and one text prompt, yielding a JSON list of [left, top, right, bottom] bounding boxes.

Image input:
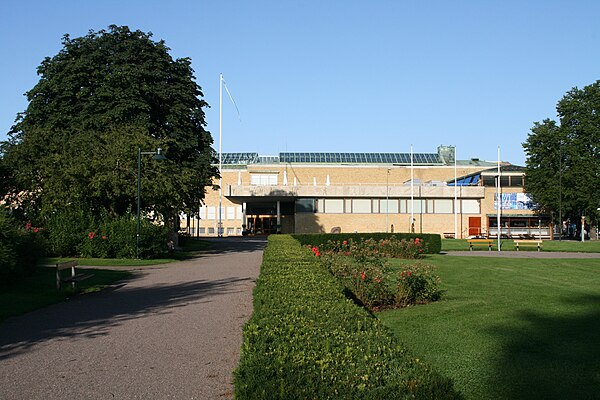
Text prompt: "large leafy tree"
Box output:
[[523, 81, 600, 223], [1, 25, 218, 223]]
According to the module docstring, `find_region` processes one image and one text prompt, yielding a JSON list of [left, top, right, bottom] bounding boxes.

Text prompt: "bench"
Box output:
[[513, 240, 543, 252], [467, 239, 494, 251], [56, 261, 94, 290], [443, 232, 455, 239]]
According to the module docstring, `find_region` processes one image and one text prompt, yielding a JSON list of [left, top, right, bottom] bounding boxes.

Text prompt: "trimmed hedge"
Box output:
[[234, 235, 462, 399], [293, 232, 442, 254]]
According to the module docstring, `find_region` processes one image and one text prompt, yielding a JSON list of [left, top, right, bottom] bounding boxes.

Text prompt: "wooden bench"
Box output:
[[467, 239, 494, 251], [513, 240, 543, 252], [56, 261, 94, 290], [443, 232, 455, 239]]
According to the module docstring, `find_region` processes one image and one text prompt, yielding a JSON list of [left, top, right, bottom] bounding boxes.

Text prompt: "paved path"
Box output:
[[0, 237, 266, 400]]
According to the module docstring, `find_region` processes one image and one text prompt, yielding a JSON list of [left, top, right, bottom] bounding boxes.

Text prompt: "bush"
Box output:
[[396, 262, 443, 306], [44, 207, 94, 257], [79, 214, 170, 259], [234, 235, 462, 399], [293, 232, 441, 254], [0, 209, 45, 284]]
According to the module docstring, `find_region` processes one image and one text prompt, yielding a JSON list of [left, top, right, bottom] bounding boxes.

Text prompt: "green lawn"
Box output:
[[0, 267, 131, 323], [378, 255, 600, 400], [442, 238, 600, 252]]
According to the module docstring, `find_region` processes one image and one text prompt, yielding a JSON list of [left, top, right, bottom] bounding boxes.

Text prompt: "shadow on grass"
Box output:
[[0, 276, 253, 361], [487, 294, 600, 399]]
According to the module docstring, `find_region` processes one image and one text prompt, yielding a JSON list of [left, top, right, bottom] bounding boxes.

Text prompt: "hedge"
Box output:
[[293, 232, 442, 254], [234, 235, 461, 399]]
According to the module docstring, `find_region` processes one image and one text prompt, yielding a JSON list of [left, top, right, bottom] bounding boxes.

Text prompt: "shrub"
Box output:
[[293, 232, 441, 254], [234, 235, 462, 399], [396, 262, 443, 307], [79, 214, 170, 259], [44, 207, 94, 257], [0, 209, 45, 284]]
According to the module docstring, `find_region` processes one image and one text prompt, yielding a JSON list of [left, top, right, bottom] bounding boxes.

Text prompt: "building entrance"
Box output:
[[247, 215, 278, 235]]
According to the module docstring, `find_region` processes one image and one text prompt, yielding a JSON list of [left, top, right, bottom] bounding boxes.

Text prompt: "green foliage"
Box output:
[[312, 238, 442, 310], [293, 233, 441, 254], [524, 80, 600, 224], [234, 235, 461, 399], [0, 208, 45, 284], [395, 263, 442, 306], [1, 25, 217, 223], [44, 206, 95, 257]]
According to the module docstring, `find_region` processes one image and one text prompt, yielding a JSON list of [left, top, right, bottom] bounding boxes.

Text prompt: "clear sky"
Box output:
[[1, 0, 599, 165]]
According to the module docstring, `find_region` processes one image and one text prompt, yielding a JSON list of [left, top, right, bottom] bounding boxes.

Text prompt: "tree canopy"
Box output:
[[1, 25, 218, 222], [523, 81, 600, 224]]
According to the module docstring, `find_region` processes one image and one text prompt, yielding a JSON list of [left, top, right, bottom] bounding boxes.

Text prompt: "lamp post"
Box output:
[[137, 147, 167, 258]]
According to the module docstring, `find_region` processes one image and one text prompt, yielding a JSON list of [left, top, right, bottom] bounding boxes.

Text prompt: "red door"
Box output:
[[469, 217, 482, 236]]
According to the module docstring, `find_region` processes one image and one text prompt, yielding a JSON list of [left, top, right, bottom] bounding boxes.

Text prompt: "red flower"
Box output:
[[361, 271, 366, 280], [88, 232, 96, 239], [33, 227, 40, 233], [25, 222, 32, 231], [102, 235, 108, 240], [407, 271, 413, 276], [343, 240, 348, 245], [315, 251, 321, 257]]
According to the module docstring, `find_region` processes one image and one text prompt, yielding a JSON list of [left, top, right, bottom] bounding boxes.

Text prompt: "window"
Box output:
[[207, 207, 216, 220], [198, 228, 206, 234], [510, 176, 523, 187], [461, 199, 480, 214], [236, 206, 243, 219], [408, 199, 424, 214], [199, 206, 207, 219], [296, 199, 316, 213], [189, 228, 195, 235], [208, 227, 215, 234], [435, 199, 453, 214], [324, 199, 344, 213], [227, 227, 234, 235], [372, 199, 379, 213], [380, 199, 398, 213], [227, 207, 235, 220], [483, 176, 496, 187], [250, 173, 278, 185], [352, 199, 371, 213], [426, 199, 435, 214]]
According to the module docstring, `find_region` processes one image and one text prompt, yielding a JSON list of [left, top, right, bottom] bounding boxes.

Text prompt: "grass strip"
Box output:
[[0, 267, 132, 323]]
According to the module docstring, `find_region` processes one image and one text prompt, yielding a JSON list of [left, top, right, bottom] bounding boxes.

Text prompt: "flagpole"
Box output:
[[218, 73, 223, 237], [454, 145, 457, 239], [410, 144, 414, 233], [497, 146, 501, 251]]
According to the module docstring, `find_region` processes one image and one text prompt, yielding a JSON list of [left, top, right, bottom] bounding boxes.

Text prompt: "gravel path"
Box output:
[[0, 237, 266, 400]]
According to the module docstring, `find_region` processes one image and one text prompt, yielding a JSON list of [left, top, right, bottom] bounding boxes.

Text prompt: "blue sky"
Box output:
[[1, 0, 599, 165]]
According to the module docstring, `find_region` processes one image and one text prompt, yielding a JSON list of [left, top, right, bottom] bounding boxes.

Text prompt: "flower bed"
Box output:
[[310, 237, 443, 311], [234, 235, 461, 399]]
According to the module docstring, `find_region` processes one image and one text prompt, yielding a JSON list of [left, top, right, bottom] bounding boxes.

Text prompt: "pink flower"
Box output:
[[361, 271, 366, 280], [25, 222, 32, 231], [102, 235, 108, 240], [343, 240, 348, 245], [88, 232, 96, 239], [33, 227, 40, 233]]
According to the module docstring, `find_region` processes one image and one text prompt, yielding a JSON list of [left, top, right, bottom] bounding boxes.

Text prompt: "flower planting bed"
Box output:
[[234, 235, 461, 399]]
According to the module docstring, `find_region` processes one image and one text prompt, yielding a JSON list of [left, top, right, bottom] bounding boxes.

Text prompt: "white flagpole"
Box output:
[[497, 145, 501, 251], [218, 73, 223, 237], [454, 146, 458, 239], [410, 144, 414, 233]]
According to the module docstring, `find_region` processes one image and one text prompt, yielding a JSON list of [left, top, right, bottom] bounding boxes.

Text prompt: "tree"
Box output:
[[1, 25, 218, 224], [523, 81, 600, 226]]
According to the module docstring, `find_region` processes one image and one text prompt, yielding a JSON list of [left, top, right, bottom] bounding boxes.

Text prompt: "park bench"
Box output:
[[467, 239, 494, 251], [443, 232, 455, 239], [56, 261, 94, 290], [513, 239, 543, 252]]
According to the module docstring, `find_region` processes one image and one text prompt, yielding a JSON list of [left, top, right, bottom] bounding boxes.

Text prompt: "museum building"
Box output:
[[180, 146, 551, 239]]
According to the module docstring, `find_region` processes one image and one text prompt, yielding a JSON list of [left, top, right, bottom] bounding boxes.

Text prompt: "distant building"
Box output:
[[180, 146, 551, 239]]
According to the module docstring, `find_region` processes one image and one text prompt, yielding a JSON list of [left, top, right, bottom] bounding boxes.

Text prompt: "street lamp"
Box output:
[[137, 147, 167, 258]]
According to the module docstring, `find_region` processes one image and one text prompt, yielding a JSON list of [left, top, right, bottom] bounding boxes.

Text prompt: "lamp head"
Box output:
[[153, 148, 167, 161]]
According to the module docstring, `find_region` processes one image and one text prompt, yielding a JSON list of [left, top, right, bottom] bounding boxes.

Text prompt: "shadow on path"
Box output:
[[486, 294, 600, 399], [0, 276, 251, 361]]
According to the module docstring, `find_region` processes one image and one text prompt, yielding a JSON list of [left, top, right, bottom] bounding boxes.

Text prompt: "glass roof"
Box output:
[[220, 152, 444, 165]]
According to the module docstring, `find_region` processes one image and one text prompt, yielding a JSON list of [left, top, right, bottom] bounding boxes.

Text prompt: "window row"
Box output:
[[194, 206, 243, 220], [189, 227, 243, 235], [296, 198, 480, 214]]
